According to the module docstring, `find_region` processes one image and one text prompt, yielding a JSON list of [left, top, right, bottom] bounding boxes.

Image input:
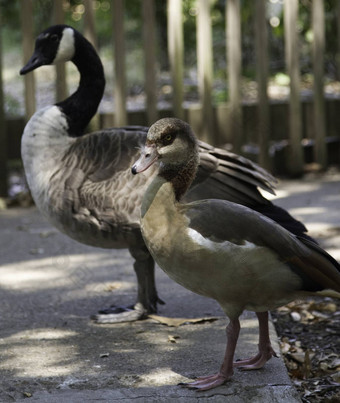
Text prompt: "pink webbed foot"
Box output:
[[233, 344, 277, 370], [233, 311, 278, 371], [179, 372, 232, 391], [178, 317, 239, 391]]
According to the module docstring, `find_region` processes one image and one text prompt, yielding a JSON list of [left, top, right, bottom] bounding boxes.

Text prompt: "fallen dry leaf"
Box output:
[[311, 302, 337, 313], [103, 283, 121, 292], [272, 296, 340, 402], [148, 314, 218, 327], [328, 358, 340, 369], [23, 392, 32, 398], [168, 335, 180, 343], [289, 351, 315, 365]]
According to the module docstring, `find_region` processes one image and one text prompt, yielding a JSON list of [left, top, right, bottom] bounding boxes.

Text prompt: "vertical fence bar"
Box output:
[[167, 0, 184, 119], [84, 0, 97, 48], [337, 0, 340, 80], [142, 0, 158, 125], [254, 0, 270, 169], [284, 0, 303, 175], [21, 0, 35, 121], [53, 0, 67, 103], [0, 10, 7, 197], [312, 0, 327, 168], [113, 0, 127, 126], [196, 0, 215, 143], [226, 0, 242, 153]]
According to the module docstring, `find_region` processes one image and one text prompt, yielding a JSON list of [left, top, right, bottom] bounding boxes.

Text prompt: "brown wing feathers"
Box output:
[[198, 140, 277, 188], [195, 142, 277, 205]]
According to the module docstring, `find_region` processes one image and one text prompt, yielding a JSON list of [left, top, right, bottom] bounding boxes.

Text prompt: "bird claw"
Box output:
[[92, 304, 147, 323], [92, 296, 166, 324], [97, 304, 135, 315], [234, 347, 277, 370]]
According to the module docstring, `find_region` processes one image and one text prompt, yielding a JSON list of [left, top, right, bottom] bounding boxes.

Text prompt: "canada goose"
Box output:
[[131, 117, 340, 390], [21, 25, 313, 323]]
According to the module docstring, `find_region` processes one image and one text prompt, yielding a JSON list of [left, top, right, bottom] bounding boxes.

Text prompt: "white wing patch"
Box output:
[[186, 227, 256, 250]]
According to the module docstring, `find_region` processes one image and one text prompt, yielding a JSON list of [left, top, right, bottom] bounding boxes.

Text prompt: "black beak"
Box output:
[[20, 51, 46, 75]]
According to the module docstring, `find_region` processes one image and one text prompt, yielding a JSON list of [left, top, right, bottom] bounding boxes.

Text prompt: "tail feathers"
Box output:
[[292, 237, 340, 293]]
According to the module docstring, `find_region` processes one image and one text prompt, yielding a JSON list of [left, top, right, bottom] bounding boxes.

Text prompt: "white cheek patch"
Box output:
[[53, 27, 75, 64]]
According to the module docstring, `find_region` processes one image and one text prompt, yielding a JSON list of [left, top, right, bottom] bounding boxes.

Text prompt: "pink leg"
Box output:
[[233, 311, 277, 370], [180, 318, 240, 391]]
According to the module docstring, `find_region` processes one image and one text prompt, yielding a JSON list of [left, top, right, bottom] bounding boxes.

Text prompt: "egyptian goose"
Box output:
[[132, 117, 340, 390], [21, 25, 313, 323]]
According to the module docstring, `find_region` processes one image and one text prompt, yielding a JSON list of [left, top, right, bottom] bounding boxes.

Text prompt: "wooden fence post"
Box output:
[[312, 0, 327, 169], [53, 0, 67, 103], [284, 0, 304, 176], [254, 0, 270, 170], [196, 0, 215, 144], [21, 0, 35, 121], [84, 0, 97, 48], [337, 0, 340, 80], [167, 0, 184, 119], [226, 0, 242, 153], [0, 10, 7, 197], [142, 0, 158, 125], [112, 0, 127, 126]]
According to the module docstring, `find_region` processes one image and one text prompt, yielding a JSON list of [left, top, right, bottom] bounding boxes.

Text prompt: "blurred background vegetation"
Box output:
[[2, 0, 340, 118], [1, 0, 340, 200]]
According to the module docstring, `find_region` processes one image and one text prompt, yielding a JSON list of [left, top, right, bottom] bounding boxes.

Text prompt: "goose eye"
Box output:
[[50, 34, 58, 42], [160, 132, 176, 145]]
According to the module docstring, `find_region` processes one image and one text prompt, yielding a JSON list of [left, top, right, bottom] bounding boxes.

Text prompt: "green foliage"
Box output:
[[2, 0, 340, 111]]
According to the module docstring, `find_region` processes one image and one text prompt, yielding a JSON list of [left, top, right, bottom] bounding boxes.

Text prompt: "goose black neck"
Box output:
[[57, 30, 105, 137]]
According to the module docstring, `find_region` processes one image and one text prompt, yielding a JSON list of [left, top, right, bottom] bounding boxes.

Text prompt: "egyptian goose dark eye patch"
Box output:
[[160, 130, 178, 146]]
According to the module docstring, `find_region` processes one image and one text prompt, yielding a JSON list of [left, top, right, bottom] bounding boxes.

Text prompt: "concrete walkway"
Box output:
[[1, 171, 340, 402]]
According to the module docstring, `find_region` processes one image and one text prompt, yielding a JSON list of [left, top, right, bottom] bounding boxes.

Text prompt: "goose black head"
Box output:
[[20, 25, 76, 75]]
